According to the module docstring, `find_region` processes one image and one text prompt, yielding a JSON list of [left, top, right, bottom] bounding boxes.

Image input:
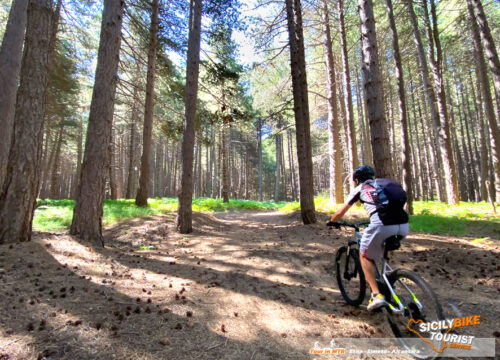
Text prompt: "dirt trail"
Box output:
[[0, 210, 498, 359]]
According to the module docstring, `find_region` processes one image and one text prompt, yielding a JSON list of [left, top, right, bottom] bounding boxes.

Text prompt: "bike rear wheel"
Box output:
[[335, 246, 366, 306], [386, 269, 444, 359]]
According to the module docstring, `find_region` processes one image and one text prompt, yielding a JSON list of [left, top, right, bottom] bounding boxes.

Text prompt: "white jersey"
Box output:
[[346, 183, 382, 224]]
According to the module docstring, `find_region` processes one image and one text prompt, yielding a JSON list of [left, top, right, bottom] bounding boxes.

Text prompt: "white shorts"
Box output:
[[360, 222, 409, 261]]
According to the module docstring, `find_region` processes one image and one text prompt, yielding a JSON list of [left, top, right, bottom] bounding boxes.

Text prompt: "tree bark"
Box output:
[[49, 124, 64, 199], [425, 0, 459, 204], [70, 0, 124, 245], [258, 119, 263, 201], [385, 0, 413, 213], [355, 64, 371, 165], [470, 66, 490, 201], [136, 0, 159, 206], [222, 123, 230, 203], [467, 0, 500, 200], [469, 0, 500, 117], [405, 0, 447, 202], [109, 127, 119, 200], [337, 0, 358, 180], [0, 0, 29, 185], [177, 0, 202, 233], [274, 128, 281, 202], [126, 119, 138, 198], [211, 127, 218, 198], [285, 0, 316, 224], [73, 116, 83, 199], [322, 1, 343, 204], [358, 0, 393, 178], [0, 0, 53, 244]]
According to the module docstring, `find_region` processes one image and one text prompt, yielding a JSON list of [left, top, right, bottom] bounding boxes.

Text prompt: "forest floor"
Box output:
[[0, 210, 499, 360]]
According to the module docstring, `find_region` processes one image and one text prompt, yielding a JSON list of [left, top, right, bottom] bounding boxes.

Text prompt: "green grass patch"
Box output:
[[33, 197, 289, 233], [409, 201, 499, 236], [32, 197, 499, 237], [294, 198, 499, 237], [33, 199, 74, 232]]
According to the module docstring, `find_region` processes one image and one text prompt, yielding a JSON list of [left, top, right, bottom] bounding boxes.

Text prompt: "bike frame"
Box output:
[[351, 228, 423, 315]]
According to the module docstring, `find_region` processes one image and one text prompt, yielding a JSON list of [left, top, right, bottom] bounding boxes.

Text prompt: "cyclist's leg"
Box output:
[[360, 255, 379, 293], [359, 224, 384, 294], [360, 224, 399, 293]]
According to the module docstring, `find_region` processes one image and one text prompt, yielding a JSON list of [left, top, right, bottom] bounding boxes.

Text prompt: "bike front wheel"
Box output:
[[386, 269, 444, 359], [335, 246, 366, 306]]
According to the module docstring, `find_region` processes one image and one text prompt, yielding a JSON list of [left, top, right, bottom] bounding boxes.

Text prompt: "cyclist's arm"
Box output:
[[330, 203, 353, 222]]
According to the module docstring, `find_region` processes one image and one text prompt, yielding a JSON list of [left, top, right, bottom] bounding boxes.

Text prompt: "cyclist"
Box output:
[[329, 165, 409, 311]]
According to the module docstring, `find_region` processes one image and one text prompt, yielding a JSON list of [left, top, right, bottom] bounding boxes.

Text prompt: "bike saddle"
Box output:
[[384, 235, 403, 251], [383, 235, 403, 259]]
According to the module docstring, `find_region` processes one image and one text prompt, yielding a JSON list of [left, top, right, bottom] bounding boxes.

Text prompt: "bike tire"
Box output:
[[335, 246, 366, 306], [386, 269, 444, 359]]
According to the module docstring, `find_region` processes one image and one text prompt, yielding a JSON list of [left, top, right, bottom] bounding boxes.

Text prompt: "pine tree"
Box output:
[[70, 0, 124, 244], [0, 0, 54, 244]]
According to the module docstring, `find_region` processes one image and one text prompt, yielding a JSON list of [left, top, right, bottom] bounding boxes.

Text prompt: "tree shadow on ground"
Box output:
[[1, 210, 498, 359]]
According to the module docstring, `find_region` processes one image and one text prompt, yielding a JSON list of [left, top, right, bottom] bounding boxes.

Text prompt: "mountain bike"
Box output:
[[328, 221, 444, 359]]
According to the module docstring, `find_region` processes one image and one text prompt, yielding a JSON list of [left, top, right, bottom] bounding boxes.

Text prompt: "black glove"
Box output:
[[326, 221, 342, 229]]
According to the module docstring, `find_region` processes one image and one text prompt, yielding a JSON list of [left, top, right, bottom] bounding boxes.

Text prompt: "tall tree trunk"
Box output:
[[449, 81, 469, 200], [229, 129, 235, 199], [287, 129, 297, 201], [385, 0, 413, 213], [411, 82, 430, 199], [126, 119, 137, 198], [109, 127, 119, 200], [193, 140, 199, 198], [280, 132, 287, 200], [205, 142, 210, 196], [467, 0, 500, 200], [285, 0, 316, 224], [73, 116, 83, 199], [198, 138, 203, 197], [177, 0, 202, 233], [355, 64, 371, 165], [211, 127, 218, 198], [136, 0, 159, 206], [471, 66, 490, 201], [323, 1, 343, 204], [49, 125, 64, 199], [258, 119, 263, 202], [41, 128, 56, 198], [70, 0, 124, 244], [416, 89, 436, 200], [222, 123, 230, 203], [172, 144, 179, 197], [337, 0, 358, 180], [0, 0, 53, 244], [274, 130, 281, 202], [469, 0, 500, 116], [358, 0, 393, 178], [458, 79, 480, 200], [0, 0, 29, 185], [425, 0, 459, 204], [405, 0, 447, 202], [244, 151, 249, 199], [217, 130, 222, 197]]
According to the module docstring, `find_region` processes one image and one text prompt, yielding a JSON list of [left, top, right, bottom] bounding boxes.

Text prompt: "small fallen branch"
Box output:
[[206, 342, 224, 351]]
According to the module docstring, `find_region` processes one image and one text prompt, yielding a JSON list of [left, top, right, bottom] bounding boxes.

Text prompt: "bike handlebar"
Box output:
[[326, 221, 370, 231]]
